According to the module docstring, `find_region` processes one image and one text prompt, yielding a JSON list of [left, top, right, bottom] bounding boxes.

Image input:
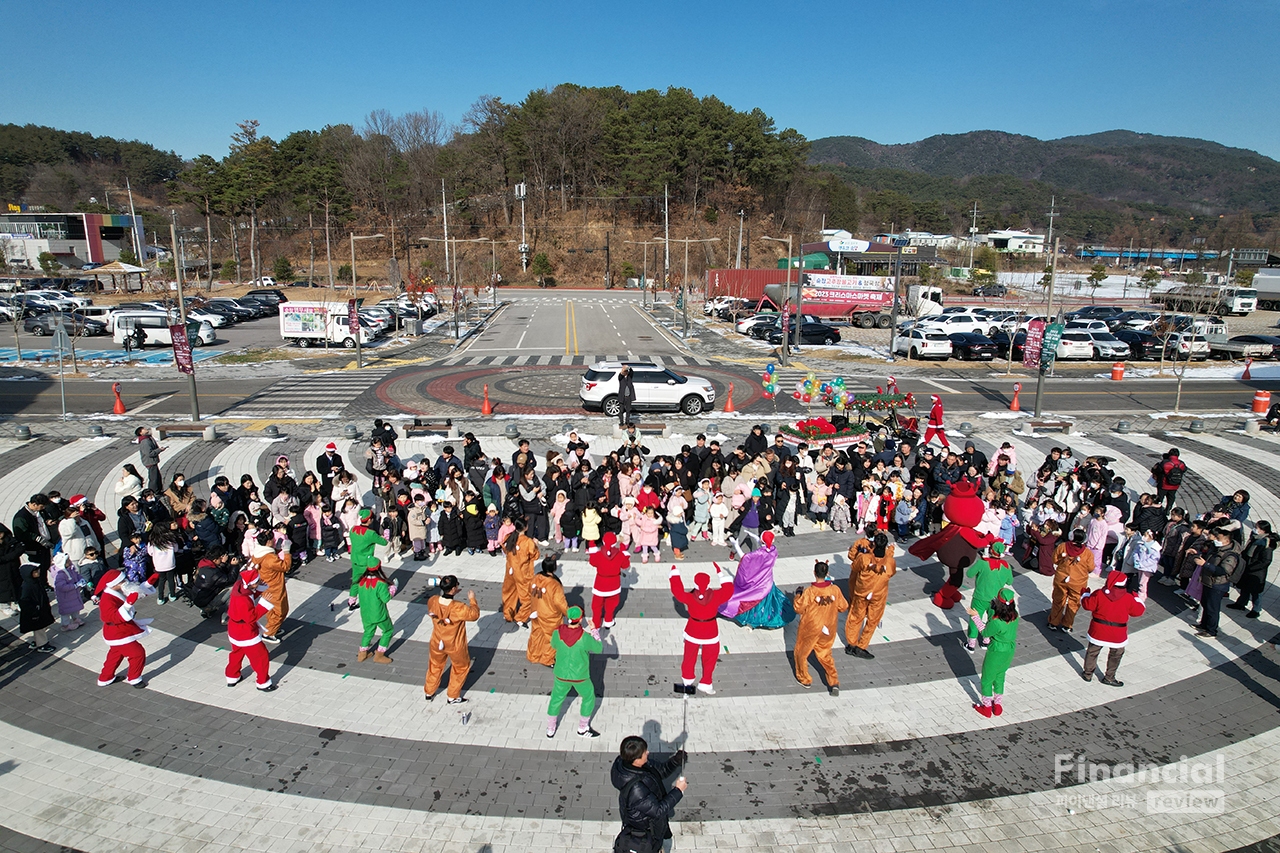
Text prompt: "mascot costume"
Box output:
[[908, 479, 995, 609]]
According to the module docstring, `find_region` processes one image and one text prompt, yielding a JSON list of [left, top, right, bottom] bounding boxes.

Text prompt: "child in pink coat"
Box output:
[[549, 491, 569, 544], [615, 496, 638, 548], [634, 506, 662, 563]]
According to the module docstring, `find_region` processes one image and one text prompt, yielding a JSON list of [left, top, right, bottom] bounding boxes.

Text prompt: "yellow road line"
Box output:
[[570, 300, 579, 356], [565, 301, 570, 356]]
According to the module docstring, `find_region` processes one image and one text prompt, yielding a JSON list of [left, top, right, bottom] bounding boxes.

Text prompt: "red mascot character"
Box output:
[[908, 480, 995, 609]]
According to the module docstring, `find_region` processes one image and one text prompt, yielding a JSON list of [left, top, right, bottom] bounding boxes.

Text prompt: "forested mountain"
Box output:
[[809, 131, 1280, 214]]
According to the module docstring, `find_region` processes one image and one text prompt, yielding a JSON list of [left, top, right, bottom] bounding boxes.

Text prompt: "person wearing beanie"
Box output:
[[1080, 570, 1145, 686], [1048, 527, 1095, 632], [590, 531, 630, 630], [250, 531, 292, 643], [845, 531, 896, 660], [94, 567, 159, 688], [923, 394, 950, 449], [528, 556, 568, 666], [424, 575, 480, 704], [792, 561, 848, 695], [347, 508, 387, 609], [225, 567, 278, 691], [546, 605, 604, 738], [968, 586, 1019, 717], [964, 542, 1014, 653], [316, 441, 345, 493], [355, 559, 398, 664], [670, 563, 733, 694]]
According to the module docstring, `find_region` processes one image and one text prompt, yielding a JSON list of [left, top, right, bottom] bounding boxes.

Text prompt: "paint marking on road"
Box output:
[[516, 329, 528, 349], [918, 378, 956, 392], [128, 393, 174, 414]]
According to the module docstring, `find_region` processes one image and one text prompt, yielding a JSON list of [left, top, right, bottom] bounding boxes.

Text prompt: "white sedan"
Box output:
[[895, 328, 953, 360], [1056, 331, 1095, 360], [185, 307, 227, 328]]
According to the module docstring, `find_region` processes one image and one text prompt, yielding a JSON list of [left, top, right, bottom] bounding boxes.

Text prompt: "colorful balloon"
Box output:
[[801, 393, 811, 403]]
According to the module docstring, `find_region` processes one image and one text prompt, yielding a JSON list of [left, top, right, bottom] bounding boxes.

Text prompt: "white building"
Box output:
[[872, 231, 969, 252], [976, 230, 1045, 254]]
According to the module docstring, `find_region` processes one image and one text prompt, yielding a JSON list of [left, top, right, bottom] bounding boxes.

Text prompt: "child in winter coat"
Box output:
[[381, 504, 409, 555], [51, 552, 87, 631], [320, 503, 345, 561], [581, 504, 603, 548], [286, 505, 311, 562], [339, 498, 361, 546], [709, 492, 730, 546], [426, 502, 443, 554], [483, 505, 502, 555], [615, 496, 638, 548], [304, 494, 323, 557], [828, 493, 852, 534], [405, 495, 429, 559], [894, 498, 917, 540], [809, 475, 832, 529], [496, 515, 516, 554], [634, 506, 662, 563], [1130, 527, 1160, 597], [77, 545, 106, 589], [560, 501, 583, 553], [208, 491, 230, 529], [856, 485, 880, 529], [550, 491, 569, 545], [463, 497, 488, 555], [439, 501, 467, 556], [688, 480, 712, 541]]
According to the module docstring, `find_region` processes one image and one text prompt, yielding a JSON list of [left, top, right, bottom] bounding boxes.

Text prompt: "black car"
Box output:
[[989, 329, 1028, 360], [24, 313, 106, 336], [205, 299, 257, 321], [245, 288, 288, 307], [1066, 305, 1125, 322], [766, 321, 841, 346], [233, 297, 273, 317], [1106, 310, 1161, 330], [1112, 328, 1168, 360], [1228, 334, 1280, 359], [948, 332, 998, 360], [973, 283, 1008, 297]]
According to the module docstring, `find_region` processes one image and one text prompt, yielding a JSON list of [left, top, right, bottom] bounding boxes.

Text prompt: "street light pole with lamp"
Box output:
[[761, 235, 794, 366], [653, 237, 720, 338], [350, 232, 384, 369]]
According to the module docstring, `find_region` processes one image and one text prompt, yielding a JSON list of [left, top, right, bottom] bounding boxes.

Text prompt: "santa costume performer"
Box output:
[[225, 567, 278, 691], [95, 569, 158, 688], [1080, 570, 1145, 687], [923, 394, 949, 448], [670, 563, 733, 694], [589, 531, 630, 629]]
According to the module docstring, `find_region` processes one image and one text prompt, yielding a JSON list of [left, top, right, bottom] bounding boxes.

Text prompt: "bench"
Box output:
[[405, 421, 457, 438], [157, 424, 217, 442], [613, 422, 670, 438], [1023, 419, 1073, 434]]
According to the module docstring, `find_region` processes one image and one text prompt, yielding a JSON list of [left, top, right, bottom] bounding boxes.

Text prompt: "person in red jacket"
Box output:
[[590, 531, 630, 630], [225, 567, 278, 691], [669, 563, 733, 694], [1080, 570, 1145, 687], [94, 569, 156, 688], [923, 394, 949, 449]]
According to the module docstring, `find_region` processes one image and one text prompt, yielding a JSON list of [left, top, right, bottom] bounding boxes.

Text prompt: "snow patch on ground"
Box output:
[[1147, 411, 1257, 420], [1095, 364, 1280, 381], [979, 412, 1025, 420]]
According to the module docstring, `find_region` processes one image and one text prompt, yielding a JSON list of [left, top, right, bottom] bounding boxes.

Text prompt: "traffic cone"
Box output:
[[1243, 358, 1253, 381], [481, 384, 493, 416], [723, 382, 735, 414], [112, 382, 127, 415], [1009, 382, 1021, 413]]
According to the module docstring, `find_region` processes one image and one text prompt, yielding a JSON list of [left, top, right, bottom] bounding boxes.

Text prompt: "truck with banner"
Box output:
[[762, 273, 943, 328], [279, 301, 374, 348]]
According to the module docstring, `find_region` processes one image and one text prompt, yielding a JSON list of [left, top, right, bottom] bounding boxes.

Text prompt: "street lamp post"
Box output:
[[888, 237, 909, 360], [653, 237, 720, 338], [761, 235, 794, 366], [350, 232, 385, 369], [171, 213, 200, 421], [624, 239, 663, 310]]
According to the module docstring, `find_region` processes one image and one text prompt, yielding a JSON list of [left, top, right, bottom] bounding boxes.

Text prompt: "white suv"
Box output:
[[580, 361, 716, 417], [919, 313, 988, 336]]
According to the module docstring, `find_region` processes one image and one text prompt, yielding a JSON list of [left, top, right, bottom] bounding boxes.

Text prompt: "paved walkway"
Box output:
[[2, 427, 1280, 851]]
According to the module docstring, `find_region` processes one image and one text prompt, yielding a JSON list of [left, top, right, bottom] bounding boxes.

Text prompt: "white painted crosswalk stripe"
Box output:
[[222, 368, 396, 417]]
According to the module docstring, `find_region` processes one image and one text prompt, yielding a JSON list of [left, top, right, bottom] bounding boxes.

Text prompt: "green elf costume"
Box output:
[[347, 508, 387, 609], [965, 541, 1013, 651], [355, 559, 397, 664], [546, 605, 603, 739], [970, 585, 1019, 717]]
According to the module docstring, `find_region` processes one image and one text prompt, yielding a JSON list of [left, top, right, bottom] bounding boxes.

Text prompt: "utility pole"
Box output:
[[1123, 236, 1134, 297], [170, 214, 200, 422], [1045, 195, 1057, 256], [604, 232, 611, 289], [1033, 237, 1060, 418], [889, 238, 907, 359], [663, 184, 671, 290], [736, 210, 745, 269], [968, 201, 979, 269], [126, 178, 144, 265], [516, 181, 528, 271]]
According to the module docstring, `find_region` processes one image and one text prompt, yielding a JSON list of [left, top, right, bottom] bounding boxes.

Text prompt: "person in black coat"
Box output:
[[1232, 521, 1276, 618], [315, 443, 346, 492], [0, 524, 25, 617], [439, 502, 467, 557], [18, 562, 55, 651], [463, 496, 488, 554], [743, 424, 768, 458], [617, 366, 636, 426], [611, 735, 687, 852]]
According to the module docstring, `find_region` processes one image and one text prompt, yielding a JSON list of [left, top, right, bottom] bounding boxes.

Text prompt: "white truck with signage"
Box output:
[[763, 274, 942, 328], [279, 301, 373, 348]]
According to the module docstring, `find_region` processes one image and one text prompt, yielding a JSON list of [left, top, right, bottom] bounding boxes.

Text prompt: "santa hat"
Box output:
[[931, 394, 941, 403], [1104, 570, 1129, 590], [762, 530, 775, 548], [94, 569, 125, 596], [239, 568, 261, 588], [325, 442, 337, 451], [70, 494, 87, 508]]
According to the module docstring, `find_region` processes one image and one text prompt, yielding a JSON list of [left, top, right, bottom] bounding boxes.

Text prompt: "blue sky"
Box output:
[[18, 0, 1280, 160]]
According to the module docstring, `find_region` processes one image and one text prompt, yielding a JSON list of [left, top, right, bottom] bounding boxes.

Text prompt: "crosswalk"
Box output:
[[221, 367, 397, 417], [438, 353, 713, 367], [506, 295, 639, 305]]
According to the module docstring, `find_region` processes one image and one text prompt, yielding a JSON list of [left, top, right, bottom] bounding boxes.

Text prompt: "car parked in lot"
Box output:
[[205, 298, 257, 321], [1113, 329, 1167, 360], [1167, 332, 1210, 361], [245, 288, 288, 307], [919, 313, 989, 336], [184, 306, 228, 327], [1056, 331, 1096, 360], [24, 313, 107, 336], [765, 321, 841, 346], [1066, 319, 1112, 334], [972, 283, 1008, 297], [1066, 305, 1126, 322], [990, 329, 1028, 361], [947, 332, 998, 360], [1085, 331, 1131, 360], [895, 328, 953, 360], [580, 361, 716, 416], [1107, 310, 1161, 331], [748, 313, 821, 340], [1226, 334, 1280, 359]]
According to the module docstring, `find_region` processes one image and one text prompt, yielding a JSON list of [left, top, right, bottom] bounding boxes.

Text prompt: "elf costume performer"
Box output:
[[909, 479, 995, 609], [95, 569, 158, 688], [546, 605, 603, 738], [347, 508, 388, 608], [923, 394, 949, 448], [225, 567, 278, 691], [1080, 570, 1145, 687], [356, 559, 397, 664], [670, 563, 734, 694], [968, 586, 1019, 717], [589, 531, 629, 629], [965, 542, 1014, 652]]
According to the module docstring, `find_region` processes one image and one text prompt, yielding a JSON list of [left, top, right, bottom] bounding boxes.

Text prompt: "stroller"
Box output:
[[183, 557, 238, 620]]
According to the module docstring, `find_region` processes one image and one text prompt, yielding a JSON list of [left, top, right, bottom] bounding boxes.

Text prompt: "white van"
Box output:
[[113, 310, 215, 347], [75, 305, 117, 328]]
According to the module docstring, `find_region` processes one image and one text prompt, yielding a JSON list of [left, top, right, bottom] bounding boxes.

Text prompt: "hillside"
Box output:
[[809, 130, 1280, 214]]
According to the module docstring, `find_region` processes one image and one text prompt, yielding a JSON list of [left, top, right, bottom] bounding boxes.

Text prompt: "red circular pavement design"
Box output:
[[375, 364, 765, 416]]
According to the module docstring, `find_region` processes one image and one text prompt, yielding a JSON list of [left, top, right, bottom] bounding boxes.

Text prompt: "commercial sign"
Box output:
[[1041, 322, 1065, 369], [170, 324, 194, 375], [1023, 319, 1045, 369], [348, 299, 359, 335], [824, 239, 872, 254], [800, 273, 894, 306], [281, 304, 330, 335]]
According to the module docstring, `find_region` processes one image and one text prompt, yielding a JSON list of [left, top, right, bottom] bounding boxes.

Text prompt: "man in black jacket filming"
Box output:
[[611, 735, 688, 852]]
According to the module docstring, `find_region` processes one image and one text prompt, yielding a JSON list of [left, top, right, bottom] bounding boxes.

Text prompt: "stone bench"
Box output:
[[405, 421, 458, 438], [613, 422, 670, 438], [1022, 419, 1073, 434], [157, 424, 217, 442]]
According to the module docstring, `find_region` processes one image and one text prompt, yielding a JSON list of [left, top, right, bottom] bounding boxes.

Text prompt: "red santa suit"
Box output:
[[923, 394, 949, 448], [95, 569, 155, 687], [1079, 570, 1146, 682], [589, 531, 630, 629], [226, 568, 277, 690], [669, 564, 733, 693]]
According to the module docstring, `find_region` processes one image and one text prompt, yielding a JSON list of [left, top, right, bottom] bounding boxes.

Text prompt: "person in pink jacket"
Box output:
[[615, 496, 638, 548], [549, 491, 569, 544], [634, 506, 662, 563]]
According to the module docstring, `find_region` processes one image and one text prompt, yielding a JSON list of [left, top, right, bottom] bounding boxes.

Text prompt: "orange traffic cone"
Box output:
[[481, 383, 493, 416], [1243, 358, 1253, 381], [112, 382, 127, 415], [723, 382, 735, 414], [1009, 382, 1021, 412]]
